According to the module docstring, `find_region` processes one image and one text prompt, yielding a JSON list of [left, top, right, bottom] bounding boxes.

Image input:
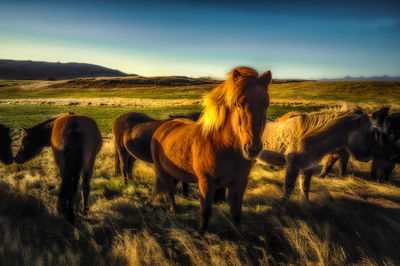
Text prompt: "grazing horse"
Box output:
[[259, 105, 374, 201], [113, 112, 200, 196], [0, 124, 14, 164], [150, 67, 271, 230], [15, 113, 102, 223], [320, 108, 400, 182]]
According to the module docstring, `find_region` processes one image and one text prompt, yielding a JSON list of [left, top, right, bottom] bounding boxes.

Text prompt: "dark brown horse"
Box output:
[[150, 67, 271, 230], [0, 124, 14, 165], [15, 113, 102, 222], [113, 112, 200, 189], [320, 108, 400, 182]]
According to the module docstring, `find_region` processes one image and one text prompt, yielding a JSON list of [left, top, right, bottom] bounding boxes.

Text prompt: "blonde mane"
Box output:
[[294, 104, 364, 139], [262, 103, 366, 156], [198, 67, 259, 135]]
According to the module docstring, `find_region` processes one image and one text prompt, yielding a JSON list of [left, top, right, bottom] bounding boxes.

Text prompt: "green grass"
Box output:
[[1, 80, 400, 104], [0, 104, 322, 136]]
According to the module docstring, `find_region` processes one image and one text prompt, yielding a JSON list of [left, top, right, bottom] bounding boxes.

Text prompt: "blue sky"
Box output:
[[1, 0, 399, 79]]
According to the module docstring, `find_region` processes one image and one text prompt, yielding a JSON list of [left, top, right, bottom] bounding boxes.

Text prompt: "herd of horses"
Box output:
[[1, 67, 399, 230]]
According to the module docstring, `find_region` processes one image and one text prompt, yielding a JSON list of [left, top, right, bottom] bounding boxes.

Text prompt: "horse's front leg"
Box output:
[[198, 179, 216, 231], [228, 177, 248, 227], [300, 169, 314, 201], [283, 158, 300, 201]]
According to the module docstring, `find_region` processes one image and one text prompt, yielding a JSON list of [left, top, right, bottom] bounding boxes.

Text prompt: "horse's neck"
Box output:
[[41, 120, 55, 146], [308, 119, 354, 157], [210, 110, 241, 151]]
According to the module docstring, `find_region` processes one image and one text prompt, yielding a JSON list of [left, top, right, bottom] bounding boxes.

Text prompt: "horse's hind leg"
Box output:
[[127, 155, 135, 180], [338, 149, 350, 177], [114, 144, 122, 177], [57, 155, 81, 223], [119, 148, 132, 184], [81, 154, 96, 215], [182, 182, 189, 197], [149, 167, 176, 212], [383, 162, 395, 182], [319, 153, 339, 178], [198, 179, 216, 231], [300, 169, 314, 201]]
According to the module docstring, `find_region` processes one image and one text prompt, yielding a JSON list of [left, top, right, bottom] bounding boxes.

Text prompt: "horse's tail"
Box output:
[[57, 119, 83, 223]]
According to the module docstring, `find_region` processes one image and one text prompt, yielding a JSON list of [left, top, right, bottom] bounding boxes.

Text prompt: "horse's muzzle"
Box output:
[[244, 143, 263, 159]]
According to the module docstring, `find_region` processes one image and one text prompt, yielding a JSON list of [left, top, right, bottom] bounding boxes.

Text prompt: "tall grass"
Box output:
[[0, 140, 399, 265]]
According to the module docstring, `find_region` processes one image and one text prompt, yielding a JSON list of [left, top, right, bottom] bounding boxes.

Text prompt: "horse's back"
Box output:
[[113, 112, 155, 136], [276, 111, 304, 122]]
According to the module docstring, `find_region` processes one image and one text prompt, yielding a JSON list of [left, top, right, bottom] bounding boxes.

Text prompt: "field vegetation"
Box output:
[[0, 78, 399, 265]]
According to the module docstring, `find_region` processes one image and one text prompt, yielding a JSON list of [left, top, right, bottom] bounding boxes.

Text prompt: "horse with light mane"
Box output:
[[150, 67, 271, 230], [15, 113, 102, 223], [0, 124, 13, 165], [259, 105, 374, 201]]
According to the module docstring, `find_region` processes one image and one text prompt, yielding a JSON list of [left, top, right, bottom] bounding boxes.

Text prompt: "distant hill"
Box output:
[[319, 75, 400, 81], [0, 59, 134, 80]]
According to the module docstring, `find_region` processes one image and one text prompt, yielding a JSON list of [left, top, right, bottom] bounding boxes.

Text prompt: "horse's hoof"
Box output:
[[82, 207, 89, 216]]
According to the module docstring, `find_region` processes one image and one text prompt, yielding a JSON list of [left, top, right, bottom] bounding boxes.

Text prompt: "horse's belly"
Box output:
[[161, 156, 197, 183], [258, 150, 286, 166]]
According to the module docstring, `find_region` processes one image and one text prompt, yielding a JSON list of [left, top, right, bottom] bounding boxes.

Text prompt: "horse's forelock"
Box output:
[[199, 67, 263, 135]]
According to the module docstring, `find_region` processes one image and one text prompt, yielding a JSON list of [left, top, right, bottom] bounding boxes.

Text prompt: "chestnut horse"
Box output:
[[15, 113, 102, 222], [0, 124, 14, 164], [259, 105, 374, 201], [150, 67, 271, 230]]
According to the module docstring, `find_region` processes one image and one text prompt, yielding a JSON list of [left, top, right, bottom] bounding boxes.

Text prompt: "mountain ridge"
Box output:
[[0, 59, 134, 80]]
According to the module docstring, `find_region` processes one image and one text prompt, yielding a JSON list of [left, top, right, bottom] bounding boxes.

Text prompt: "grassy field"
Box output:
[[0, 78, 400, 265], [1, 79, 400, 105], [1, 140, 399, 265], [0, 104, 323, 136]]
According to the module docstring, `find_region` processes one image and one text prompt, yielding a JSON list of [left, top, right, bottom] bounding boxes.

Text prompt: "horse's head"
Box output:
[[370, 107, 389, 130], [232, 69, 271, 160], [0, 125, 14, 165], [15, 127, 48, 164], [346, 113, 374, 162]]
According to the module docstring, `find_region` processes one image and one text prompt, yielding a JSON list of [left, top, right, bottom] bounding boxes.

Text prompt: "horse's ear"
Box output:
[[22, 127, 28, 133], [260, 71, 272, 87], [372, 107, 389, 123], [232, 69, 241, 81]]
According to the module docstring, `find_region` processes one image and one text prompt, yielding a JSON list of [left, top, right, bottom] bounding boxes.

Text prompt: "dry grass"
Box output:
[[0, 139, 399, 265]]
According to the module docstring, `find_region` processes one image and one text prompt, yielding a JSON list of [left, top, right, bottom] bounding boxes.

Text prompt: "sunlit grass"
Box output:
[[0, 139, 399, 265]]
